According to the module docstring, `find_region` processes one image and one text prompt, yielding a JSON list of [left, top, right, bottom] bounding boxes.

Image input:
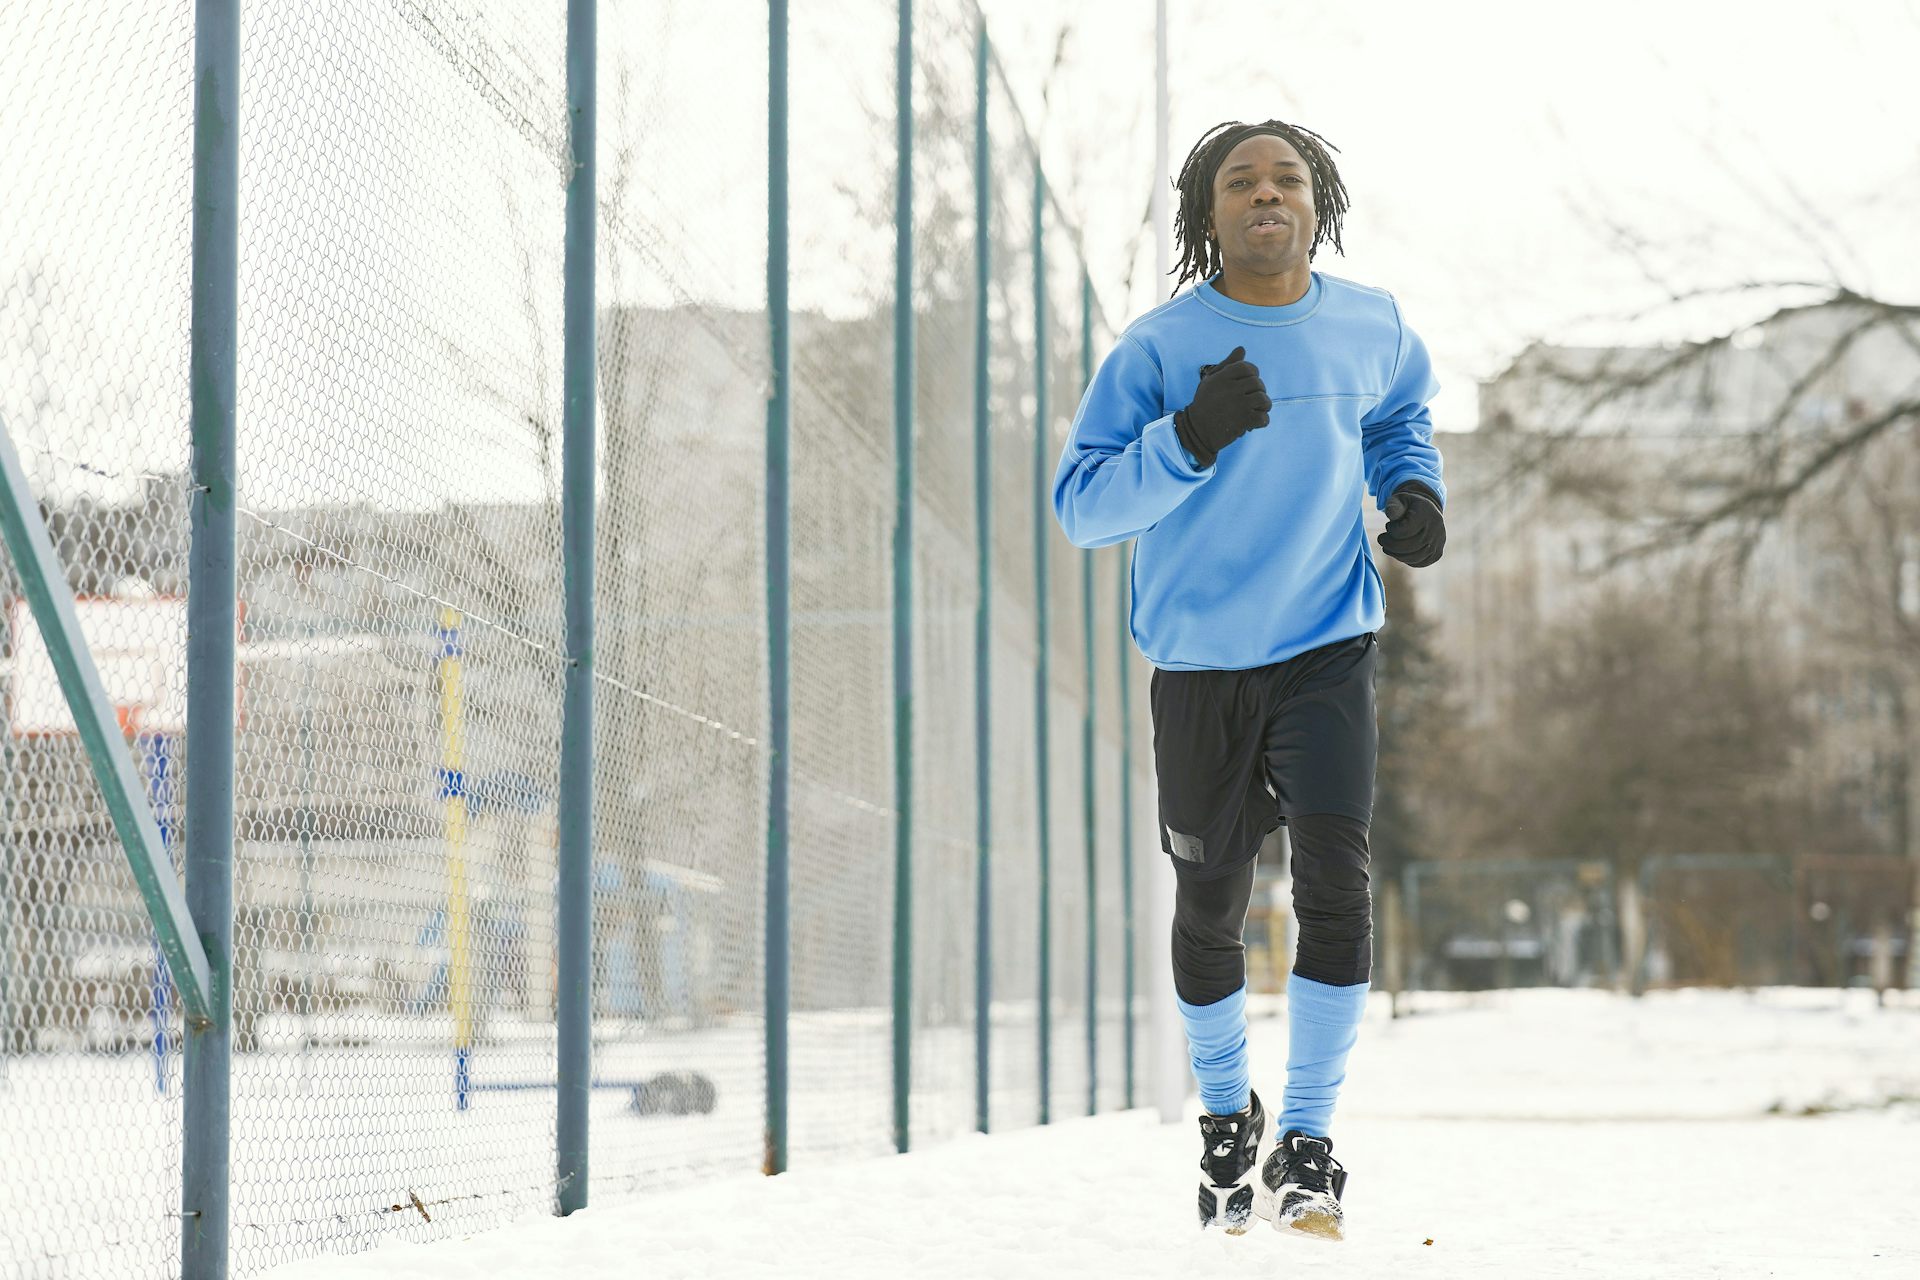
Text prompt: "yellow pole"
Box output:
[[438, 605, 474, 1108]]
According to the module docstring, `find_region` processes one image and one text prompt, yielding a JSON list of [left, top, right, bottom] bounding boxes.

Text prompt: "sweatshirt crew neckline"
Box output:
[[1195, 271, 1324, 327]]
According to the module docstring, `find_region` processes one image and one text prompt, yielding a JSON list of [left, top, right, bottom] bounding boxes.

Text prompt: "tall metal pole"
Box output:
[[1079, 274, 1096, 1117], [1032, 158, 1051, 1126], [763, 0, 793, 1177], [182, 0, 239, 1271], [299, 620, 314, 1087], [1152, 0, 1170, 303], [971, 21, 993, 1138], [1148, 0, 1187, 1126], [891, 0, 916, 1157], [556, 0, 596, 1215], [437, 609, 473, 1113]]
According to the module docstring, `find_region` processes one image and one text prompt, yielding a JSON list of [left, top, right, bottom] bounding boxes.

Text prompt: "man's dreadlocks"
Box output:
[[1169, 119, 1350, 296]]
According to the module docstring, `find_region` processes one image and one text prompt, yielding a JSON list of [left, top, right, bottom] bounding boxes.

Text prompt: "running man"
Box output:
[[1051, 118, 1446, 1240]]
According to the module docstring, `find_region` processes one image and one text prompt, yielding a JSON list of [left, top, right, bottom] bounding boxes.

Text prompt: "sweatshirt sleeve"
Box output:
[[1361, 302, 1447, 511], [1052, 334, 1215, 549]]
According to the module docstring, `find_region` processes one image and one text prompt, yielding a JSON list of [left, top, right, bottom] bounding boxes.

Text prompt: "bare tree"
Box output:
[[1460, 577, 1814, 865], [1455, 142, 1920, 983]]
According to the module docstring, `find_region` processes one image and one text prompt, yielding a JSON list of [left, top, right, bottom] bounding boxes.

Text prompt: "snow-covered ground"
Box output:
[[260, 987, 1920, 1280]]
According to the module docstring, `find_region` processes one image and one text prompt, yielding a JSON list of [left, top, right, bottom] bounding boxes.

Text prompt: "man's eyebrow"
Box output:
[[1222, 159, 1305, 173]]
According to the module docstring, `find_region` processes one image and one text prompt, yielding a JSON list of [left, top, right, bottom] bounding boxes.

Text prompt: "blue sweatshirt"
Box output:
[[1052, 271, 1445, 671]]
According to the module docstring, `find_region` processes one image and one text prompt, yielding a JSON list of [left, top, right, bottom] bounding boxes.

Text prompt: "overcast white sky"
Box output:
[[5, 0, 1917, 510], [983, 0, 1920, 430]]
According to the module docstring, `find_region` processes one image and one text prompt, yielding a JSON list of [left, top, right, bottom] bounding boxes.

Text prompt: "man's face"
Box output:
[[1208, 134, 1317, 274]]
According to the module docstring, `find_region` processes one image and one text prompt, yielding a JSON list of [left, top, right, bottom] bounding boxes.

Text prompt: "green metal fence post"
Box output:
[[891, 0, 916, 1157], [1079, 272, 1096, 1117], [1032, 158, 1051, 1126], [764, 0, 792, 1177], [971, 19, 992, 1138], [1402, 864, 1424, 993], [183, 0, 239, 1272], [556, 0, 596, 1216]]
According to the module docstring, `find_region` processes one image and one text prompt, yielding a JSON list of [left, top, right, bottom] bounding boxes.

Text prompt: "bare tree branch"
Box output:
[[1599, 393, 1920, 570]]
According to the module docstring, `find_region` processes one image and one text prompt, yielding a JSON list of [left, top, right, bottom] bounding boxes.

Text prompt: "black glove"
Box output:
[[1378, 481, 1445, 567], [1174, 345, 1271, 470]]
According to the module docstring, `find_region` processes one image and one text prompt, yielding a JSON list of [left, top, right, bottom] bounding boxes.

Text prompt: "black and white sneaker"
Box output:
[[1196, 1090, 1266, 1233], [1259, 1128, 1349, 1240]]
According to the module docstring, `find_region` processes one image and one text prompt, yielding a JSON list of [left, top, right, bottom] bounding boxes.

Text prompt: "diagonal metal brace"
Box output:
[[0, 415, 215, 1029]]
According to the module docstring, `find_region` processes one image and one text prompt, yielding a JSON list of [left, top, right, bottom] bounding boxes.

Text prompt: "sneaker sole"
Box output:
[[1278, 1209, 1344, 1241], [1258, 1183, 1345, 1241]]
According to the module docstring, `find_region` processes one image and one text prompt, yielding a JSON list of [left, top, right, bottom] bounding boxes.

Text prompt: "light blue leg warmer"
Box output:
[[1176, 981, 1250, 1117], [1279, 972, 1369, 1138]]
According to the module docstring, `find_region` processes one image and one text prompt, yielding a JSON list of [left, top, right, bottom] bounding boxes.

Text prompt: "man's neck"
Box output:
[[1215, 263, 1313, 307]]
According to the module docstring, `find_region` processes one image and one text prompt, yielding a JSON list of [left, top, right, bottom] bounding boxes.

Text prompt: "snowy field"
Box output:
[[258, 987, 1920, 1280]]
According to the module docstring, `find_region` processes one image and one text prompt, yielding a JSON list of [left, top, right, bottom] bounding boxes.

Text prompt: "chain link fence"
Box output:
[[0, 2, 1154, 1276], [907, 0, 986, 1150], [1, 5, 196, 1277], [589, 0, 773, 1203]]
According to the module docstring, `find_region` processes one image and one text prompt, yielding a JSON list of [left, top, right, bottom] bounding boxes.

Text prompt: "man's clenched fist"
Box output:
[[1174, 345, 1272, 470], [1378, 482, 1445, 567]]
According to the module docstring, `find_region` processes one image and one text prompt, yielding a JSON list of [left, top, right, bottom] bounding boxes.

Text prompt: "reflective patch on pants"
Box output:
[[1166, 826, 1205, 863]]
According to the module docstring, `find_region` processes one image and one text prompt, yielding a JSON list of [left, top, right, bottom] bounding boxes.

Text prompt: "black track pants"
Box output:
[[1171, 811, 1373, 1004]]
